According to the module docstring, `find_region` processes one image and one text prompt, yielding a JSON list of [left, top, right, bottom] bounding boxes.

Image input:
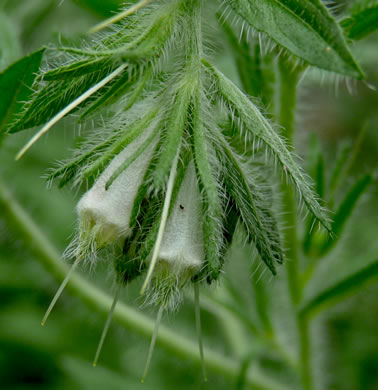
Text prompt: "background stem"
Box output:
[[278, 59, 312, 390], [279, 59, 302, 305]]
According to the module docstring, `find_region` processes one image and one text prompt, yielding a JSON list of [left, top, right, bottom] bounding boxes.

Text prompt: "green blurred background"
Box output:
[[0, 1, 377, 389]]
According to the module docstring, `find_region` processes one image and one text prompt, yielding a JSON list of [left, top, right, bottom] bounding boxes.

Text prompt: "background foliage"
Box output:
[[0, 0, 377, 389]]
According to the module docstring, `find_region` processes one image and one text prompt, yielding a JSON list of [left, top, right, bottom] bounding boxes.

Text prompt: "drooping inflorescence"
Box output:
[[9, 0, 350, 381]]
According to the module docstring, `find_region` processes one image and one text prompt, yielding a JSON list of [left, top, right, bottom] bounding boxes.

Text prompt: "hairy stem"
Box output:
[[0, 179, 283, 390], [279, 59, 301, 305], [279, 59, 312, 390]]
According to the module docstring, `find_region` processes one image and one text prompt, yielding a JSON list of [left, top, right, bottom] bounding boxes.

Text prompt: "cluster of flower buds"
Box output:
[[13, 0, 330, 381]]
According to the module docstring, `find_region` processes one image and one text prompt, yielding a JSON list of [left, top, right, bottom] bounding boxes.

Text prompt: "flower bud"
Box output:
[[158, 160, 204, 272], [77, 130, 155, 248], [147, 160, 205, 309]]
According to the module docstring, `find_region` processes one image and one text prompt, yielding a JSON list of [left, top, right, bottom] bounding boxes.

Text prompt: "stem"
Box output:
[[194, 284, 207, 382], [298, 315, 311, 390], [278, 59, 312, 390], [251, 264, 273, 333], [0, 179, 283, 390]]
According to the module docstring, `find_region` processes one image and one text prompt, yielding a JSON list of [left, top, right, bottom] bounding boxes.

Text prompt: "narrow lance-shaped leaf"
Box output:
[[321, 174, 372, 254], [314, 154, 325, 202], [41, 57, 113, 80], [300, 258, 378, 317], [204, 60, 331, 232], [123, 67, 152, 112], [0, 48, 45, 134], [191, 92, 224, 282], [217, 17, 258, 97], [341, 1, 378, 40], [328, 142, 351, 199], [215, 133, 283, 274], [226, 0, 364, 78], [152, 85, 192, 188], [218, 17, 275, 108], [73, 2, 180, 61], [9, 59, 119, 132], [303, 147, 325, 255], [80, 65, 149, 120]]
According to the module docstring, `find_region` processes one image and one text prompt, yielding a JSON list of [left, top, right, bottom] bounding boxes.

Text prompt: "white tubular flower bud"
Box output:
[[158, 160, 204, 273], [77, 130, 155, 247]]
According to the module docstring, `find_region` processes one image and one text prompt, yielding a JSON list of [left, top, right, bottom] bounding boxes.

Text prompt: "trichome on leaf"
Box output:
[[3, 0, 361, 381]]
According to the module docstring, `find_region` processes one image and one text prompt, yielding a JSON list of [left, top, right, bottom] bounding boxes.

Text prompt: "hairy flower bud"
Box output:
[[147, 161, 205, 309], [158, 160, 204, 272], [77, 130, 155, 249]]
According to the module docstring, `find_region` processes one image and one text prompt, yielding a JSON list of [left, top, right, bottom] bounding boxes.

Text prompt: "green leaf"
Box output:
[[300, 258, 378, 317], [321, 174, 372, 254], [9, 60, 118, 132], [328, 142, 351, 198], [191, 91, 224, 282], [0, 48, 45, 134], [72, 0, 123, 17], [303, 142, 325, 255], [236, 354, 256, 390], [218, 17, 258, 97], [250, 258, 273, 331], [341, 1, 378, 40], [79, 68, 133, 119], [73, 3, 181, 61], [123, 67, 151, 111], [42, 58, 112, 80], [314, 154, 325, 202], [215, 133, 283, 274], [152, 85, 192, 188], [226, 0, 364, 78], [79, 65, 151, 120], [218, 17, 275, 107], [204, 60, 331, 232]]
